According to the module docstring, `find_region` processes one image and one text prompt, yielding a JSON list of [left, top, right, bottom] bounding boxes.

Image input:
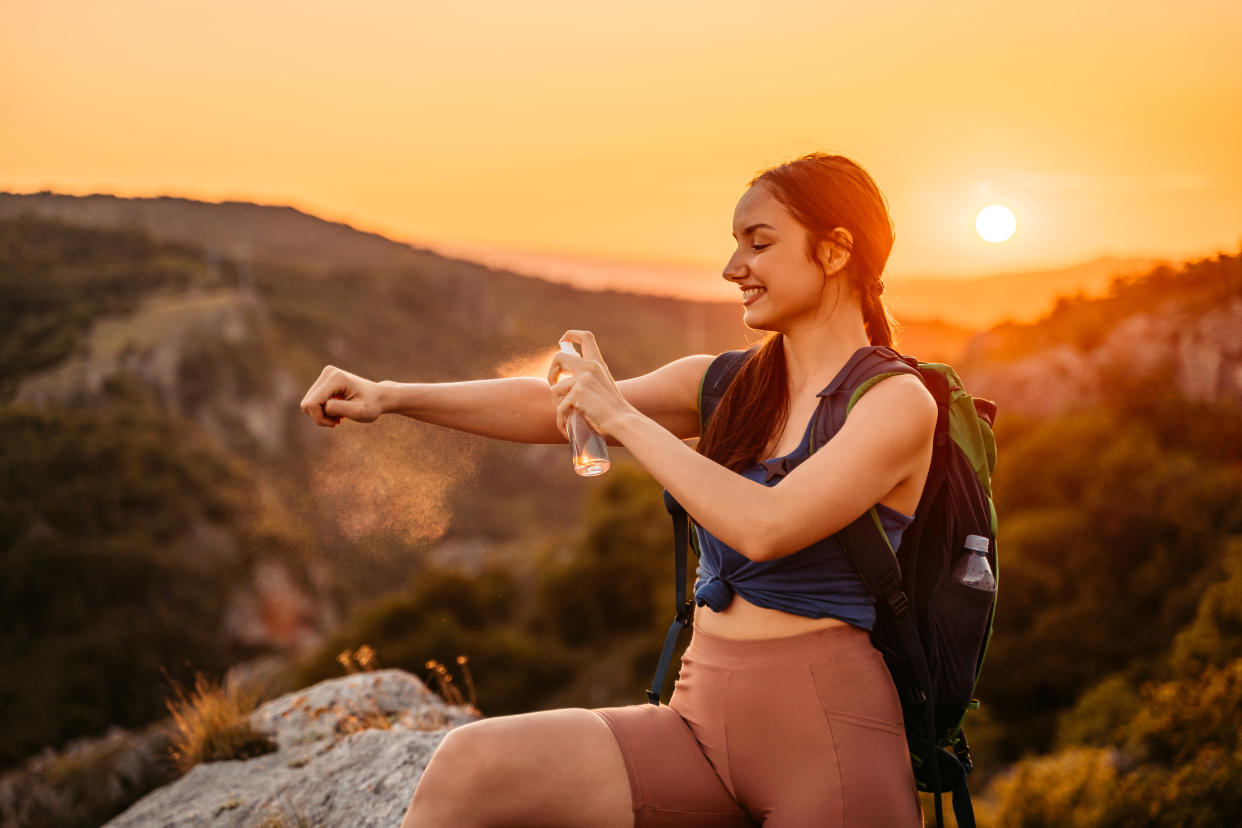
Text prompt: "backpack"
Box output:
[[647, 344, 999, 828]]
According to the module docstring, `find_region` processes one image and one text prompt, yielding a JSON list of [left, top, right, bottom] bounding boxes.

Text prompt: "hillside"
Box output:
[[0, 191, 1167, 336], [886, 256, 1169, 330], [0, 190, 974, 363], [957, 251, 1242, 419], [5, 199, 1240, 826]]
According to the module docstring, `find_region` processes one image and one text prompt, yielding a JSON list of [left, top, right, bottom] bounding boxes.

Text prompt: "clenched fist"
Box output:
[[299, 365, 385, 427]]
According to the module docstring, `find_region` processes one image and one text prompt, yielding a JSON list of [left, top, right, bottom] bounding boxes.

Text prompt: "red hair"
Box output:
[[698, 153, 901, 471]]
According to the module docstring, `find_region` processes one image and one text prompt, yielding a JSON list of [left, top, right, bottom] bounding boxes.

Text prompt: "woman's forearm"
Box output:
[[378, 377, 565, 444], [607, 409, 777, 560]]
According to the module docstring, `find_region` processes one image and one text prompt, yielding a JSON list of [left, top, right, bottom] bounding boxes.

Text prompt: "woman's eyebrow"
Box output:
[[731, 222, 776, 239]]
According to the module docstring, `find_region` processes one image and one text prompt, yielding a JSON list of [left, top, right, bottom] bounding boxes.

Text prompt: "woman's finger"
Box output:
[[567, 331, 602, 363], [561, 332, 613, 385], [300, 378, 342, 426], [300, 365, 341, 410], [547, 353, 566, 386], [554, 394, 572, 439], [547, 351, 587, 385]]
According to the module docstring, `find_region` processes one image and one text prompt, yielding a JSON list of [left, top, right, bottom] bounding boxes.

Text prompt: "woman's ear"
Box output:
[[821, 228, 853, 274]]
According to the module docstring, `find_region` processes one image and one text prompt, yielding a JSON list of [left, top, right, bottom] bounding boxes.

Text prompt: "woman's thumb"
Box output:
[[323, 396, 361, 420]]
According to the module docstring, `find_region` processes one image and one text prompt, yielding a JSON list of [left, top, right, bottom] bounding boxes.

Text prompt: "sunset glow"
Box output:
[[3, 0, 1240, 292]]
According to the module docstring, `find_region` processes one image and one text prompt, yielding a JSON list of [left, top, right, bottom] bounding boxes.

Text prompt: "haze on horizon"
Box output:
[[3, 0, 1240, 302]]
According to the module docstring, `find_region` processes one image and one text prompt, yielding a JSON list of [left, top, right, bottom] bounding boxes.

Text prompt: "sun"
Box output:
[[975, 205, 1017, 243]]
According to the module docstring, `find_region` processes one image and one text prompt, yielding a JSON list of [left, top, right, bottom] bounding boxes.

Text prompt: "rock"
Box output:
[[104, 670, 481, 828], [0, 723, 175, 828], [961, 296, 1242, 420]]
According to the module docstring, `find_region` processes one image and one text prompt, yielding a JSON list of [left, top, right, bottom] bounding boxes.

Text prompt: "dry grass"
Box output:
[[335, 644, 378, 674], [423, 654, 477, 710], [163, 671, 277, 773]]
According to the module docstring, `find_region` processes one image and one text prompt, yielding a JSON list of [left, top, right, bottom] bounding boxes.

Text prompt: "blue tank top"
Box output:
[[692, 411, 915, 631]]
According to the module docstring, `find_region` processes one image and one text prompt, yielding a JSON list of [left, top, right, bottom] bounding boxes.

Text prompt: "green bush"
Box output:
[[983, 659, 1242, 827], [980, 401, 1242, 760], [533, 463, 669, 646], [1167, 537, 1242, 678], [0, 216, 211, 390], [0, 401, 276, 769]]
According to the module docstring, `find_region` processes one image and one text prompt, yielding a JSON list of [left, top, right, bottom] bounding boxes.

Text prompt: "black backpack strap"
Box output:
[[697, 347, 756, 434], [648, 490, 694, 704], [836, 516, 944, 824], [648, 347, 753, 704], [810, 346, 922, 448]]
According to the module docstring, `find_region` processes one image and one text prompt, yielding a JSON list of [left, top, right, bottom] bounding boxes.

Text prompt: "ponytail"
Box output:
[[697, 333, 789, 472]]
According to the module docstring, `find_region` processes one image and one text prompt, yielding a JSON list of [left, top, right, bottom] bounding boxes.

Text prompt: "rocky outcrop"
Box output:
[[0, 722, 176, 828], [105, 670, 481, 828], [14, 285, 300, 459], [960, 296, 1242, 420]]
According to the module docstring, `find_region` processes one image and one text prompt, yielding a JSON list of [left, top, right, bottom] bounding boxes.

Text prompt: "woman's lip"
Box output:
[[742, 288, 766, 306]]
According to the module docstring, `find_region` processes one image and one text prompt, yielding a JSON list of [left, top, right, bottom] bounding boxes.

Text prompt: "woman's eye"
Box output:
[[751, 243, 770, 252]]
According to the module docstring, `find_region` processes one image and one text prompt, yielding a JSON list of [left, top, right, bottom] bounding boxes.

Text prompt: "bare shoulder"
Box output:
[[617, 354, 716, 439], [847, 371, 938, 444], [756, 370, 935, 558], [868, 371, 936, 405]]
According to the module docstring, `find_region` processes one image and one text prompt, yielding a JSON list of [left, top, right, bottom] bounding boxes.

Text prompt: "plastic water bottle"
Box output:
[[952, 534, 995, 591], [558, 341, 610, 477]]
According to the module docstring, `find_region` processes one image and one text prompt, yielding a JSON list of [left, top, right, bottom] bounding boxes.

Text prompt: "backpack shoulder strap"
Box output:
[[698, 347, 757, 434], [810, 345, 924, 453]]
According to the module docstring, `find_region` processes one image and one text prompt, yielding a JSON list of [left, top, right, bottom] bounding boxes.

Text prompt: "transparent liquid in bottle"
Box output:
[[567, 410, 610, 476], [557, 342, 610, 477]]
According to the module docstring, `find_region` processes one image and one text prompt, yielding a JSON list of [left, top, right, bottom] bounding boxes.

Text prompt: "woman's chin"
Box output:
[[741, 307, 776, 331]]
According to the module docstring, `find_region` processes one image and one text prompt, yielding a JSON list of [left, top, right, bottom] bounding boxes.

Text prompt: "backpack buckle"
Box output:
[[887, 590, 911, 618], [675, 600, 694, 625]]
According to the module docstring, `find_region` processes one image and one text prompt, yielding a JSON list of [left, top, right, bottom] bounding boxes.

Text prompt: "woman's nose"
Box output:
[[722, 250, 746, 282]]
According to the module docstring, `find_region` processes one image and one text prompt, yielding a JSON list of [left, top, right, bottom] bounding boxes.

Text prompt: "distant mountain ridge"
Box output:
[[1, 190, 1162, 338], [0, 191, 444, 277], [886, 256, 1171, 330], [0, 190, 977, 362]]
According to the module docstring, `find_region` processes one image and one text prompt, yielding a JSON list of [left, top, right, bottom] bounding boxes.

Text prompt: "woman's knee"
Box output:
[[410, 709, 634, 828], [424, 721, 505, 782]]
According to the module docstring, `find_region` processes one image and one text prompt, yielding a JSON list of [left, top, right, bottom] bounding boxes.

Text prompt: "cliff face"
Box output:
[[14, 284, 300, 458], [11, 281, 338, 654], [959, 295, 1242, 420]]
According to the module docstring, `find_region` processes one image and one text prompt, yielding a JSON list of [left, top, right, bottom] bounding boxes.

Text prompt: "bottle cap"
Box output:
[[965, 534, 990, 554]]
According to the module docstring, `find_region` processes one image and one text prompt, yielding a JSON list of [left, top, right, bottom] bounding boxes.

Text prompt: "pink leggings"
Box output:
[[592, 619, 922, 827]]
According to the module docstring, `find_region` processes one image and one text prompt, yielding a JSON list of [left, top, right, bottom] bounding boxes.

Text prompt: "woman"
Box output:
[[299, 153, 934, 826]]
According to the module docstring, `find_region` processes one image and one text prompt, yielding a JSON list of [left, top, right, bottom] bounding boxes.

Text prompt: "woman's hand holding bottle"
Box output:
[[299, 365, 386, 427], [547, 331, 638, 469]]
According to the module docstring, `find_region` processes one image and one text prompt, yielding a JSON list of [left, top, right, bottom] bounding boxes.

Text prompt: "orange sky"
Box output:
[[3, 0, 1240, 301]]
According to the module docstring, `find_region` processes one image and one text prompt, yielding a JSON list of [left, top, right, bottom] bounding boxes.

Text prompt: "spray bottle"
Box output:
[[557, 340, 611, 477]]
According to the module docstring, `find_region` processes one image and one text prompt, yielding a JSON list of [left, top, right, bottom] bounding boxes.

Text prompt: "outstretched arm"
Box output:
[[298, 354, 712, 445]]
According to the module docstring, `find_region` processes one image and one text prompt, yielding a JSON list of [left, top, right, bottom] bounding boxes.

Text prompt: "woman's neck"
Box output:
[[780, 290, 871, 395]]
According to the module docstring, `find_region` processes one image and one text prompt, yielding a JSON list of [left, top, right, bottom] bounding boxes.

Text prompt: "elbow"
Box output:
[[747, 536, 796, 564], [741, 494, 813, 562], [741, 513, 791, 563]]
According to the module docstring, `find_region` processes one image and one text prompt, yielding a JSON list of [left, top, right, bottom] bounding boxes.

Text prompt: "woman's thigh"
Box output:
[[402, 707, 634, 828], [593, 702, 758, 827], [676, 621, 922, 827]]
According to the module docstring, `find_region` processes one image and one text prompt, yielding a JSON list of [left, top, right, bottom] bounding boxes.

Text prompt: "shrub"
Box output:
[[164, 672, 276, 773]]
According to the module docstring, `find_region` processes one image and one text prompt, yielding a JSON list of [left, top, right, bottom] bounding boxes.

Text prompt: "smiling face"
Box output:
[[723, 182, 850, 334]]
